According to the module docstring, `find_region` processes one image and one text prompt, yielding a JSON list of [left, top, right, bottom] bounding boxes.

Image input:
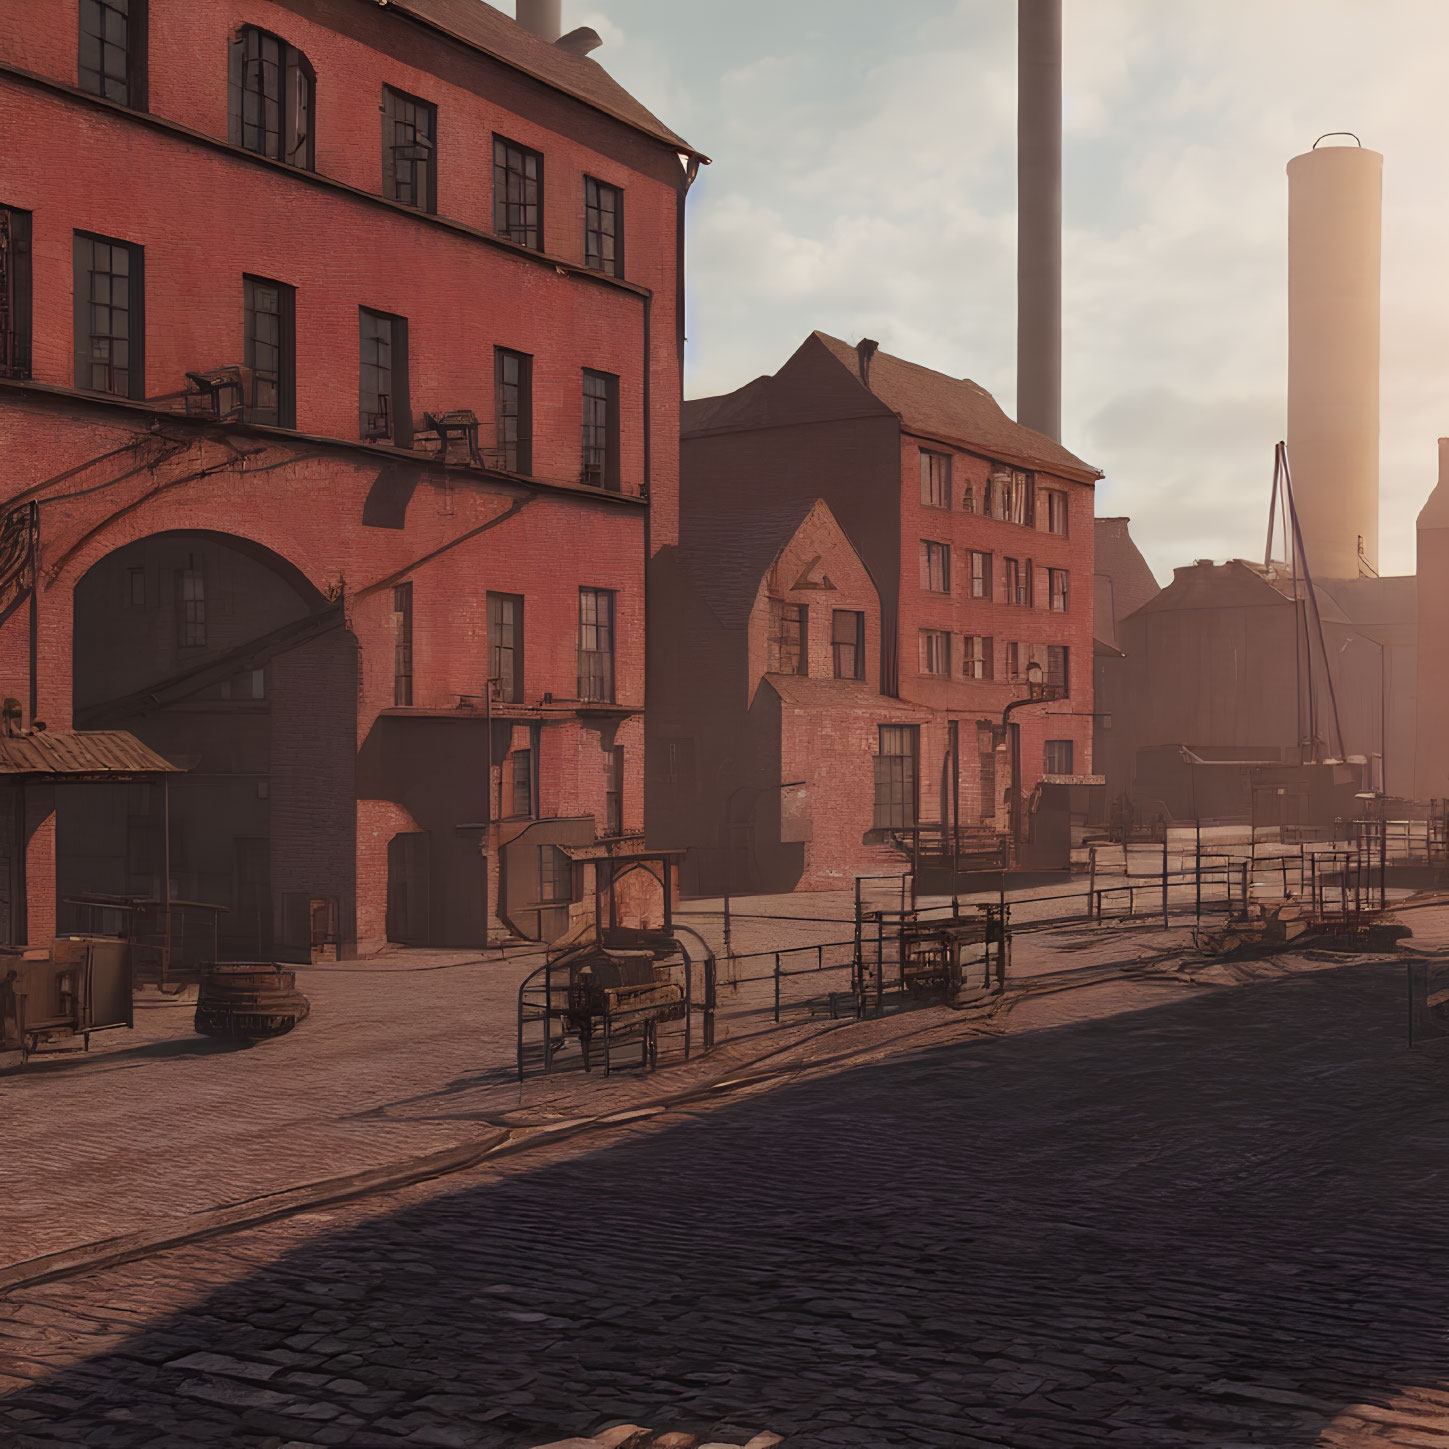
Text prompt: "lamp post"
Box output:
[[1002, 660, 1063, 850]]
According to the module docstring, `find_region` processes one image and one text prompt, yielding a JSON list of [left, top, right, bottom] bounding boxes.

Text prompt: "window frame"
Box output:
[[918, 628, 951, 677], [920, 539, 951, 595], [874, 724, 919, 830], [1048, 567, 1069, 613], [381, 84, 437, 212], [0, 205, 32, 382], [229, 26, 314, 169], [537, 844, 571, 905], [963, 635, 993, 681], [487, 591, 524, 704], [177, 564, 206, 649], [578, 587, 616, 702], [1043, 487, 1070, 536], [510, 749, 533, 819], [605, 744, 624, 837], [584, 175, 624, 277], [919, 449, 952, 509], [243, 274, 295, 428], [79, 0, 148, 110], [969, 550, 992, 600], [581, 368, 621, 490], [1044, 739, 1075, 775], [1047, 644, 1070, 695], [493, 347, 533, 474], [74, 231, 145, 400], [494, 136, 544, 250], [831, 609, 865, 681], [359, 307, 411, 447], [768, 599, 808, 676], [393, 581, 413, 706]]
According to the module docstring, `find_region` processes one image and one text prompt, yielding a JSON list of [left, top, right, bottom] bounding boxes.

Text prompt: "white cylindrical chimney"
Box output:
[[1286, 137, 1382, 579], [515, 0, 562, 42]]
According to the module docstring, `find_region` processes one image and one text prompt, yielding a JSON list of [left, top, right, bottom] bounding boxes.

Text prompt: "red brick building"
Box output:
[[0, 0, 701, 953], [655, 334, 1100, 889]]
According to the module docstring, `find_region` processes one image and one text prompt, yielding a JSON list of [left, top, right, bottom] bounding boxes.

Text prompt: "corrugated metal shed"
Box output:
[[0, 730, 183, 781]]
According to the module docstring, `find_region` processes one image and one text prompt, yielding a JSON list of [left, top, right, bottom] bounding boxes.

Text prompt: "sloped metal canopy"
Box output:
[[0, 729, 183, 782]]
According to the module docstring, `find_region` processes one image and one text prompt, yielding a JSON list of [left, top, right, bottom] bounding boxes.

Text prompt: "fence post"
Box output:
[[1161, 829, 1170, 927], [773, 951, 781, 1024], [1088, 845, 1097, 922]]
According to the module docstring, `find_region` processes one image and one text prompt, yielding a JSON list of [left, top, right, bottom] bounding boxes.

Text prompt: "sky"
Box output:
[[558, 0, 1449, 581]]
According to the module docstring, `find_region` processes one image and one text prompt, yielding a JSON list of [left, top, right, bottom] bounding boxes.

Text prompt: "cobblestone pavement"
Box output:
[[6, 949, 1449, 1446]]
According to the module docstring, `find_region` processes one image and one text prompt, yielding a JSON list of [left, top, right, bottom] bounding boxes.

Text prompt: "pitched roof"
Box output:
[[385, 0, 702, 157], [809, 333, 1100, 482], [0, 730, 183, 781], [679, 497, 821, 630]]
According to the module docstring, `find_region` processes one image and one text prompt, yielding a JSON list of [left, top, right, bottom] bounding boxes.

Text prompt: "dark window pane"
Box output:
[[75, 232, 141, 398], [383, 86, 436, 212], [581, 369, 619, 490], [0, 207, 32, 381], [578, 588, 615, 701], [393, 582, 413, 706], [584, 176, 623, 276], [494, 138, 543, 249], [494, 348, 531, 474]]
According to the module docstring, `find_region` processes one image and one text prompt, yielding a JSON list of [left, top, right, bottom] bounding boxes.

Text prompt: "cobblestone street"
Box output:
[[7, 938, 1449, 1446]]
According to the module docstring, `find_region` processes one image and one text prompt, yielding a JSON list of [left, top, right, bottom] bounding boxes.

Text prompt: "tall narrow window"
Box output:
[[920, 540, 950, 594], [832, 610, 864, 680], [229, 28, 313, 168], [970, 550, 992, 600], [360, 308, 410, 446], [510, 750, 533, 818], [919, 629, 950, 677], [0, 206, 32, 381], [74, 232, 144, 399], [581, 369, 620, 490], [538, 844, 571, 904], [244, 275, 295, 428], [393, 582, 413, 706], [79, 0, 146, 108], [578, 588, 615, 702], [488, 592, 523, 704], [920, 450, 951, 508], [1047, 644, 1070, 695], [177, 566, 205, 648], [1044, 740, 1075, 775], [493, 348, 532, 474], [1048, 567, 1069, 613], [1003, 557, 1029, 606], [874, 725, 918, 830], [768, 600, 807, 676], [494, 137, 543, 249], [964, 635, 993, 681], [584, 177, 623, 276], [1043, 488, 1070, 536], [1004, 642, 1022, 683], [382, 86, 436, 211], [605, 746, 624, 837]]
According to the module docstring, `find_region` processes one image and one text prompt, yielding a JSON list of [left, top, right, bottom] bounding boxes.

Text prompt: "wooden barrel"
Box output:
[[194, 963, 311, 1040]]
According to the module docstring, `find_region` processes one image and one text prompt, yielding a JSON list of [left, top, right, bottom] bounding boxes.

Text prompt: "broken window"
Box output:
[[920, 540, 950, 594], [964, 635, 993, 681], [874, 724, 918, 830], [832, 609, 864, 681], [1044, 739, 1075, 775], [918, 629, 950, 677], [487, 592, 523, 703], [382, 85, 436, 211], [177, 566, 205, 648], [768, 600, 807, 675], [494, 348, 532, 474], [1047, 644, 1069, 695], [510, 749, 533, 818], [1043, 488, 1070, 536], [920, 450, 951, 509], [244, 274, 295, 428], [494, 137, 543, 249], [74, 232, 143, 399], [360, 307, 410, 446], [970, 550, 992, 600], [1048, 567, 1069, 613], [584, 176, 623, 277], [230, 27, 313, 168], [581, 370, 620, 489], [393, 582, 413, 706], [578, 587, 615, 702], [0, 205, 31, 381], [605, 745, 624, 836], [79, 0, 146, 108]]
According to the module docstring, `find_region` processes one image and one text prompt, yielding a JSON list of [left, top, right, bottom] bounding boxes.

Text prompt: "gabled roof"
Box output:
[[679, 497, 821, 630], [809, 334, 1100, 482], [385, 0, 703, 158]]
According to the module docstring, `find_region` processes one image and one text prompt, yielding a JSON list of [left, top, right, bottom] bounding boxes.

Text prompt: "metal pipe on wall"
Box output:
[[1017, 0, 1062, 442], [515, 0, 562, 42]]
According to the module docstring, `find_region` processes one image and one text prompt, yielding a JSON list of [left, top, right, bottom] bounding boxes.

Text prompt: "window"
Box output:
[[920, 450, 951, 509], [359, 308, 410, 446], [177, 566, 205, 648], [538, 844, 571, 904], [605, 745, 624, 837], [488, 592, 523, 704], [970, 550, 992, 600], [382, 86, 436, 211], [393, 582, 413, 706], [963, 483, 978, 515], [218, 669, 265, 701], [1047, 644, 1070, 695], [244, 275, 295, 428], [1003, 557, 1032, 606], [581, 370, 620, 489], [768, 600, 807, 675], [494, 348, 532, 474], [74, 232, 144, 399], [1048, 567, 1069, 613], [0, 206, 32, 381], [964, 635, 993, 681], [1044, 740, 1075, 775], [79, 0, 146, 108], [510, 750, 533, 818], [832, 609, 864, 681], [127, 567, 146, 607], [919, 629, 950, 677], [874, 724, 918, 830], [1004, 641, 1022, 683], [494, 137, 543, 249], [921, 540, 950, 594], [584, 177, 623, 277], [661, 738, 696, 796], [1043, 488, 1070, 536], [578, 588, 615, 701], [990, 468, 1033, 524], [229, 28, 313, 168]]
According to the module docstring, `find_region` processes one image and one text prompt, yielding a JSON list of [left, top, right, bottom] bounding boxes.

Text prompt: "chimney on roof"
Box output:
[[856, 338, 879, 388], [515, 0, 562, 42]]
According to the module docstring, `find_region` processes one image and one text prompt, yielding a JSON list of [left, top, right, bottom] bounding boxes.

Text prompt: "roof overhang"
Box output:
[[0, 729, 185, 783]]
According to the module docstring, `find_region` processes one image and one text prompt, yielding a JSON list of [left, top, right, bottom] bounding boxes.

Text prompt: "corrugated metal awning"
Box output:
[[0, 730, 184, 781]]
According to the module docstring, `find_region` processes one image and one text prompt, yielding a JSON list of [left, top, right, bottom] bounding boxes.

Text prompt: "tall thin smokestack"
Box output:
[[1286, 135, 1382, 580], [515, 0, 562, 42], [1017, 0, 1062, 442]]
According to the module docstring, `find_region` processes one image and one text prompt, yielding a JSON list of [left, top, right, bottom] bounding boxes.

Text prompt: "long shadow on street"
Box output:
[[4, 959, 1449, 1448]]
